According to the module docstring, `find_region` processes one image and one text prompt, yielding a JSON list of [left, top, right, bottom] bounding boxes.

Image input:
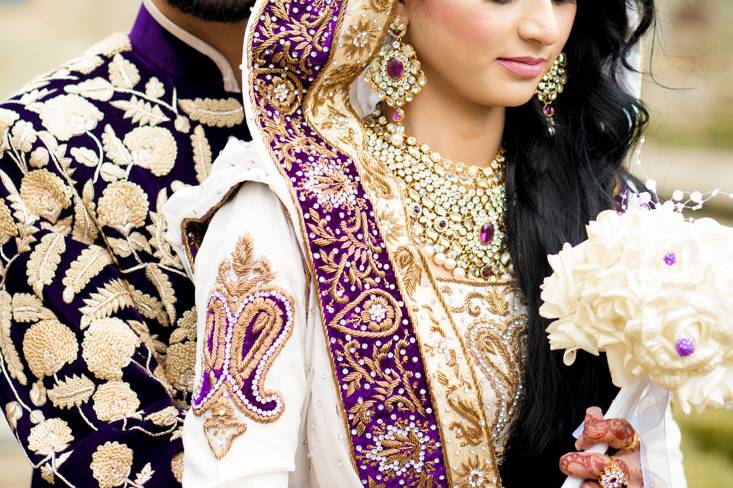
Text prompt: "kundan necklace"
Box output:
[[364, 115, 512, 281]]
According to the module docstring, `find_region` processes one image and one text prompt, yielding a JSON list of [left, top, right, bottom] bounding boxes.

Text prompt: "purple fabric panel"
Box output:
[[248, 1, 449, 485]]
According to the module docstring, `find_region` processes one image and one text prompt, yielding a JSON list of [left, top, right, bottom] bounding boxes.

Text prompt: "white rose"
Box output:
[[624, 290, 733, 413]]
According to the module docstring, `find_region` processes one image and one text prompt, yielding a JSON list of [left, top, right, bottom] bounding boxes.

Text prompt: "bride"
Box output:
[[165, 0, 686, 486]]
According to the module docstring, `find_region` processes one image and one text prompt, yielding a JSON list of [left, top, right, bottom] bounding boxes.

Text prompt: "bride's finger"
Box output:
[[581, 482, 602, 488], [559, 452, 613, 479], [575, 407, 637, 451]]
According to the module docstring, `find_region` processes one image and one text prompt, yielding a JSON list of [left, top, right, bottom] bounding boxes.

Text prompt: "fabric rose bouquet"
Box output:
[[540, 197, 733, 486]]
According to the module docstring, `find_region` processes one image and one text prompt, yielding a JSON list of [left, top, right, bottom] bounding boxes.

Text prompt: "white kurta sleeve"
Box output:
[[180, 180, 309, 487]]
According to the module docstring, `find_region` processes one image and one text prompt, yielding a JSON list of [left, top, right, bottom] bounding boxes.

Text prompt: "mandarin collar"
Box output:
[[129, 1, 240, 93]]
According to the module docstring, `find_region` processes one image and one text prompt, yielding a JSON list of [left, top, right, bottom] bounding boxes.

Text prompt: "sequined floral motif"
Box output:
[[192, 234, 295, 459], [360, 418, 439, 483]]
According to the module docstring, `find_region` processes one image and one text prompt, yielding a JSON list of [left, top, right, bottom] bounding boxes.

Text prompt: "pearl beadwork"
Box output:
[[364, 116, 512, 280]]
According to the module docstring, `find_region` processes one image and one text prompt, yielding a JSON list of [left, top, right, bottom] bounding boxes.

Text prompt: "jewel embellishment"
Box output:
[[675, 338, 695, 357], [664, 252, 677, 266], [365, 18, 426, 122], [479, 222, 495, 245], [364, 116, 511, 280], [387, 57, 405, 81]]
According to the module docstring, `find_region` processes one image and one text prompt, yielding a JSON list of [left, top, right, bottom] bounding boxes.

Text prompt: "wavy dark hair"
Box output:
[[499, 0, 655, 484]]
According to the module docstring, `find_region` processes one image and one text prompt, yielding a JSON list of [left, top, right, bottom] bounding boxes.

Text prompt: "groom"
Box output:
[[0, 0, 253, 485]]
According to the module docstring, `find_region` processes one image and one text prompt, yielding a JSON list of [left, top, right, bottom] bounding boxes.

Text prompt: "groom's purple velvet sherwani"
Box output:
[[0, 5, 248, 486]]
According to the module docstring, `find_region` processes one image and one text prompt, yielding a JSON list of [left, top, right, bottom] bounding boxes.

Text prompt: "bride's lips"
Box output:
[[497, 57, 547, 79]]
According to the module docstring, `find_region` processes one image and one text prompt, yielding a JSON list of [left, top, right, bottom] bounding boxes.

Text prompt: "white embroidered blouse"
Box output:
[[164, 138, 686, 488]]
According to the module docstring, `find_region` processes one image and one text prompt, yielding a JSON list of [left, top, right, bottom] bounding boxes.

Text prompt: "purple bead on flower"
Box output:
[[675, 338, 695, 357], [663, 252, 677, 266]]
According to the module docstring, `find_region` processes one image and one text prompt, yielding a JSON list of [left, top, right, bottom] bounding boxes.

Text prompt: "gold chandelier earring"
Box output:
[[365, 17, 426, 123], [536, 53, 568, 137]]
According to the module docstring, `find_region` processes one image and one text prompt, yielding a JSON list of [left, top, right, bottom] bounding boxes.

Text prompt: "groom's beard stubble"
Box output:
[[164, 0, 256, 22]]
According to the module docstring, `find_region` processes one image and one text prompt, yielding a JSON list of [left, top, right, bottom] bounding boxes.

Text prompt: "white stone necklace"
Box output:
[[364, 116, 512, 281]]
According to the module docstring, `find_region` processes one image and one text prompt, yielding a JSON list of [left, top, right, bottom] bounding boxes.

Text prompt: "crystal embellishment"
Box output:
[[675, 338, 695, 357], [479, 222, 494, 245], [664, 252, 677, 266], [387, 57, 404, 80]]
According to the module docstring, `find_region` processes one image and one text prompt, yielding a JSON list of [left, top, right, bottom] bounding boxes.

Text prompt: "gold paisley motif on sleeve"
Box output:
[[191, 234, 296, 459]]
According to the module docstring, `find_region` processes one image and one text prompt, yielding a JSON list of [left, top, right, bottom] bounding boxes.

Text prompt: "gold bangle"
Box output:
[[622, 431, 640, 452], [599, 458, 629, 488]]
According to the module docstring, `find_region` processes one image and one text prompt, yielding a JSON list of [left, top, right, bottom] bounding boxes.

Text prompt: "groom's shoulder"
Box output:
[[0, 32, 147, 163]]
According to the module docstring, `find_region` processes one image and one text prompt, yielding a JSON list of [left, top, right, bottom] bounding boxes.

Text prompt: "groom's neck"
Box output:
[[152, 0, 247, 87]]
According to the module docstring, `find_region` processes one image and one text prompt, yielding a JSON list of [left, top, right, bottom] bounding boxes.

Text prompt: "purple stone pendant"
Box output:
[[387, 57, 404, 81], [479, 222, 494, 245], [664, 252, 677, 266]]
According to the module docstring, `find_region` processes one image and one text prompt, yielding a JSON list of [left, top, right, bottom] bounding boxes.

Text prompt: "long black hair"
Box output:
[[499, 0, 655, 484]]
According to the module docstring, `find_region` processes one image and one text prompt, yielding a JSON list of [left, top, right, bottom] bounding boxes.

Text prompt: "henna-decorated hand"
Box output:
[[559, 407, 643, 488]]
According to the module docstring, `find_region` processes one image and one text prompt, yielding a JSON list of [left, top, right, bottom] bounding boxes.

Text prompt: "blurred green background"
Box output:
[[0, 0, 731, 487]]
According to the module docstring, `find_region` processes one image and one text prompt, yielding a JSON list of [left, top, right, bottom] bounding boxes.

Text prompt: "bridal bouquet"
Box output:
[[540, 199, 733, 415]]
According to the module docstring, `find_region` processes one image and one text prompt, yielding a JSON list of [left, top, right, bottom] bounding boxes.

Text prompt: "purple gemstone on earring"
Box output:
[[479, 222, 495, 245], [675, 338, 695, 357], [664, 252, 677, 266], [391, 110, 403, 122], [387, 57, 405, 80], [543, 105, 555, 117]]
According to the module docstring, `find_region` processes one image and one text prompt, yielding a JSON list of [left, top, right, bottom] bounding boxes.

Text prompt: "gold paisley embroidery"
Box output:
[[81, 318, 141, 380], [193, 235, 295, 458], [91, 441, 134, 488], [22, 319, 78, 379], [178, 97, 244, 128]]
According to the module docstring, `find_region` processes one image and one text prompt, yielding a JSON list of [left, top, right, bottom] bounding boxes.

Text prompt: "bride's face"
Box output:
[[401, 0, 577, 108]]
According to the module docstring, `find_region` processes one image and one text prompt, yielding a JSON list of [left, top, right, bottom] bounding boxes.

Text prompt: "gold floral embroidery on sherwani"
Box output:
[[192, 234, 296, 459]]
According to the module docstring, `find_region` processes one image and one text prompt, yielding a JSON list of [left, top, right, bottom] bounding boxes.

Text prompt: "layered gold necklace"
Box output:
[[364, 116, 512, 281]]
